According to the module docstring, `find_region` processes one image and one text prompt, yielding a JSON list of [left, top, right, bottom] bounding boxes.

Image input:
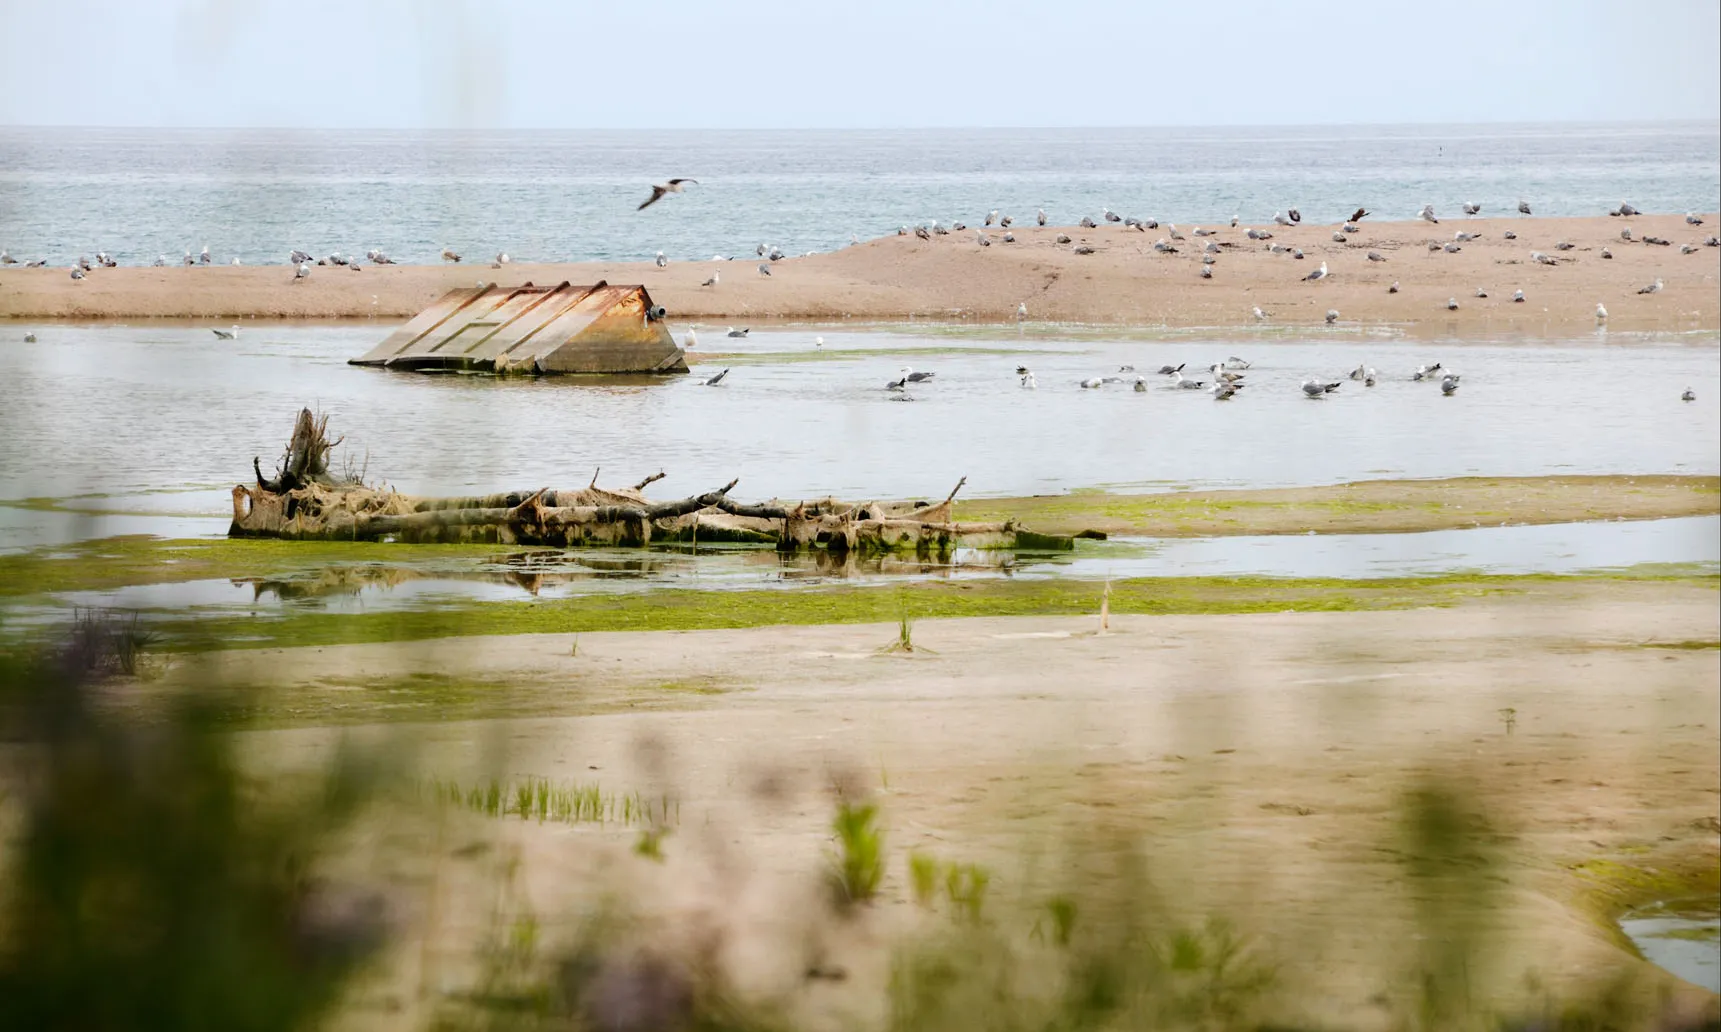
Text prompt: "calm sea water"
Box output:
[[0, 123, 1716, 268]]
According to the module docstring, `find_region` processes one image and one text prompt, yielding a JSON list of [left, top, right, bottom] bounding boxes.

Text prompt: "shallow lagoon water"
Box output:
[[21, 516, 1715, 628], [0, 324, 1715, 515], [1619, 902, 1721, 993]]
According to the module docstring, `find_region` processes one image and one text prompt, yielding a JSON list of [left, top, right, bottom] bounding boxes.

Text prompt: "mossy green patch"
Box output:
[[120, 570, 1712, 655]]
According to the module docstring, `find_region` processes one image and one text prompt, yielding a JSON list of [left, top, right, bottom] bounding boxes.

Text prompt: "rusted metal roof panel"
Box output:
[[349, 283, 685, 375]]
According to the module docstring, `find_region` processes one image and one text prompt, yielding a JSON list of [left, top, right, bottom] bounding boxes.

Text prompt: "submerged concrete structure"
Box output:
[[350, 281, 687, 374]]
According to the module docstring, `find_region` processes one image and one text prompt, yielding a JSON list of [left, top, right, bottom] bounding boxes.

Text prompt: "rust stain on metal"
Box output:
[[350, 282, 686, 374]]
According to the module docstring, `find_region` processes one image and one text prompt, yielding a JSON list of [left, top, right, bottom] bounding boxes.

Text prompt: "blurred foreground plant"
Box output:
[[0, 641, 386, 1032]]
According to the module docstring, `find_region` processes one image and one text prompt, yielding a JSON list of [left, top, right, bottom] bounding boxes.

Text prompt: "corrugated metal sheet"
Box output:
[[350, 282, 686, 374]]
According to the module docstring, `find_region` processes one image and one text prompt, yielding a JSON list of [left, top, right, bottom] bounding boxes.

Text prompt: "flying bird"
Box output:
[[638, 178, 697, 210], [1349, 208, 1369, 222]]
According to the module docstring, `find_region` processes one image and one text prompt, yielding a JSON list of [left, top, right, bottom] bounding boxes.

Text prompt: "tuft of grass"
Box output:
[[908, 851, 941, 908], [426, 778, 672, 828], [830, 801, 885, 907], [944, 863, 991, 924]]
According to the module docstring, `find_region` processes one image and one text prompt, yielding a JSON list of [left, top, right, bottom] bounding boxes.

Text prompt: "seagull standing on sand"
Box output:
[[1389, 281, 1400, 293], [1252, 306, 1267, 321], [153, 253, 168, 267], [1418, 204, 1439, 224], [1036, 209, 1047, 226], [701, 271, 720, 287], [198, 246, 211, 265], [655, 251, 667, 268], [1303, 261, 1328, 282], [1518, 200, 1532, 215], [1273, 211, 1292, 226], [293, 261, 310, 284], [638, 178, 697, 210], [1325, 309, 1338, 324], [69, 266, 85, 280], [758, 263, 772, 277], [1637, 278, 1664, 295], [1513, 289, 1525, 303], [1016, 301, 1028, 320], [1596, 303, 1608, 321], [1463, 202, 1481, 216]]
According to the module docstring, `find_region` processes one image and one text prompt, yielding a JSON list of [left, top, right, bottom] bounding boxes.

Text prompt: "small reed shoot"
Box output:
[[830, 800, 885, 906]]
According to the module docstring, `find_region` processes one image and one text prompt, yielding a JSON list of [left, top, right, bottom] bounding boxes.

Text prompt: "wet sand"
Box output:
[[182, 580, 1721, 1028], [3, 215, 1716, 331]]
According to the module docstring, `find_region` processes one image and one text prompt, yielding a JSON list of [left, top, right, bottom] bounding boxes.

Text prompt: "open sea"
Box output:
[[1, 122, 1717, 268]]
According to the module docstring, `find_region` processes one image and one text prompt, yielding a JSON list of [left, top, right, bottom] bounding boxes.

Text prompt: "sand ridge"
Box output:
[[2, 214, 1716, 331]]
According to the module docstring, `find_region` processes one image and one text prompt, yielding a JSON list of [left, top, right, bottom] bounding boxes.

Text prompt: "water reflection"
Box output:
[[27, 516, 1718, 626]]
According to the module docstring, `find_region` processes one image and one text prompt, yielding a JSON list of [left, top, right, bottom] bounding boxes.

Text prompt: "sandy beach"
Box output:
[[172, 581, 1721, 1029], [3, 214, 1716, 331]]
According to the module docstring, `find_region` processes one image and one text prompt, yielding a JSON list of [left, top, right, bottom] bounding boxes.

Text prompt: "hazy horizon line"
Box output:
[[3, 118, 1718, 134]]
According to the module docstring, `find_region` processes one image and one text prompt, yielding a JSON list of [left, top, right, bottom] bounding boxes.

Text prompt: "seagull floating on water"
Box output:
[[1682, 388, 1696, 401], [1157, 362, 1184, 375], [1301, 379, 1340, 398], [726, 326, 749, 338], [211, 326, 239, 340], [638, 178, 697, 210], [701, 368, 729, 386], [684, 328, 698, 349], [1441, 374, 1461, 396], [1413, 363, 1444, 381]]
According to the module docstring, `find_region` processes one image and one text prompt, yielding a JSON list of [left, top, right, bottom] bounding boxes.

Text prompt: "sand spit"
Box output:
[[3, 215, 1716, 331]]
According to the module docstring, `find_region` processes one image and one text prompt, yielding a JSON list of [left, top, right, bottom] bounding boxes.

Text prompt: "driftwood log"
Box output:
[[229, 414, 1073, 554]]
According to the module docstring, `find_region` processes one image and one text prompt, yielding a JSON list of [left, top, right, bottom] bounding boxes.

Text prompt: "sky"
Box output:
[[1, 0, 1717, 129]]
